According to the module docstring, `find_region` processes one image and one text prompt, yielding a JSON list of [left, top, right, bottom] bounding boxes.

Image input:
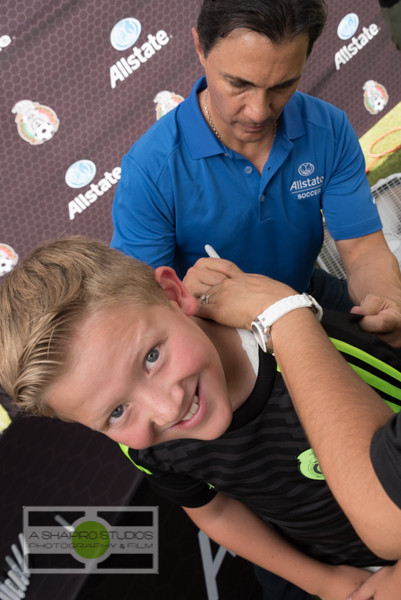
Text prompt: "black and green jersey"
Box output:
[[121, 310, 401, 567]]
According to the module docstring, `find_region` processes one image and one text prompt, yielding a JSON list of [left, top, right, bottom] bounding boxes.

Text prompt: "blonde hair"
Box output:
[[0, 236, 170, 417]]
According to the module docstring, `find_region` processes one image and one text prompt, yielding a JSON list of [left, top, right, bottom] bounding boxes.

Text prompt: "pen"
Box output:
[[204, 244, 221, 259]]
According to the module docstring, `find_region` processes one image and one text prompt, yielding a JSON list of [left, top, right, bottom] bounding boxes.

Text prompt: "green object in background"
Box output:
[[359, 101, 401, 186], [0, 404, 11, 433]]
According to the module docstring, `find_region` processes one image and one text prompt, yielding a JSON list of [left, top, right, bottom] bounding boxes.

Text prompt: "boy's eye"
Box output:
[[146, 347, 160, 366], [109, 404, 125, 424]]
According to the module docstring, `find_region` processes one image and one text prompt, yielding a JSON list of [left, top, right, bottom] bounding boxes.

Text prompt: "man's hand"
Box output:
[[337, 231, 401, 349], [183, 257, 295, 329], [346, 564, 401, 600], [351, 294, 401, 347]]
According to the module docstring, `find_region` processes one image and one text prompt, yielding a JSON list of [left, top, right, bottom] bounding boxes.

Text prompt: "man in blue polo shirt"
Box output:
[[111, 0, 401, 348]]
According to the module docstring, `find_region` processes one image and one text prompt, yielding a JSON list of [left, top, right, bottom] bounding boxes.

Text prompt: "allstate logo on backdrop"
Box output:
[[65, 160, 97, 189], [0, 34, 12, 52], [109, 17, 170, 89], [66, 160, 122, 220], [337, 13, 359, 40], [110, 18, 142, 51]]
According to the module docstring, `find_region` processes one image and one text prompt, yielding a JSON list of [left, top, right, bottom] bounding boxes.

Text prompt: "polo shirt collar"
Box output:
[[179, 76, 306, 158], [179, 76, 226, 159], [281, 92, 305, 140]]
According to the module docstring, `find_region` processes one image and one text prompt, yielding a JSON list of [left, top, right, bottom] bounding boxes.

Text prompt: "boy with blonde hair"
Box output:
[[1, 236, 400, 599]]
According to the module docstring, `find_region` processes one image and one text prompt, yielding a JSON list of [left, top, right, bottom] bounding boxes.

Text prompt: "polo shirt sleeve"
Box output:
[[320, 111, 382, 241], [111, 152, 176, 268], [370, 413, 401, 508]]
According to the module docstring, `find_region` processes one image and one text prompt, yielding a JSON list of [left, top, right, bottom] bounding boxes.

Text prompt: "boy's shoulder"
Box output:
[[322, 310, 401, 411]]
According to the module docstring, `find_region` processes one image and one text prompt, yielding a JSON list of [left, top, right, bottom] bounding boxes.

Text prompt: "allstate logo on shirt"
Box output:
[[298, 162, 315, 177], [110, 18, 142, 51], [337, 13, 359, 40], [65, 160, 97, 189]]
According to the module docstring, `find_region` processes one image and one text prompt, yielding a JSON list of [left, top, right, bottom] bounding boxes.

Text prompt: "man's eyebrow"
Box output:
[[225, 74, 301, 89]]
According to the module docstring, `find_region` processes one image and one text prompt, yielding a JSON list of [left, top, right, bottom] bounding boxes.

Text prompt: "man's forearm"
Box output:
[[272, 308, 401, 558]]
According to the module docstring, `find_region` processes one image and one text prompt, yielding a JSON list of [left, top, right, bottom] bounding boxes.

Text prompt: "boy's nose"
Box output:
[[151, 383, 186, 428]]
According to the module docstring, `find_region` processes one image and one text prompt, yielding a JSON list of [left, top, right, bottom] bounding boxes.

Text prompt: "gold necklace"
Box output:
[[204, 88, 222, 142], [203, 87, 278, 145]]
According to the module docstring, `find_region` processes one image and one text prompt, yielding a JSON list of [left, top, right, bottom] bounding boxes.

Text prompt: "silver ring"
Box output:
[[201, 294, 211, 305]]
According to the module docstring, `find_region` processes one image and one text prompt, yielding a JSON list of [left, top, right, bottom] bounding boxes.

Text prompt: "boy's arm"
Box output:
[[183, 492, 371, 600], [186, 258, 401, 557]]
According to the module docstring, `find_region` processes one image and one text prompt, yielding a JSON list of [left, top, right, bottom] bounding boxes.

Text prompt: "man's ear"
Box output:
[[192, 27, 206, 68], [154, 266, 197, 316]]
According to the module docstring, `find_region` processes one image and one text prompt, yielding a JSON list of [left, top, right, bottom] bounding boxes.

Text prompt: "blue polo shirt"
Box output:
[[111, 76, 381, 291]]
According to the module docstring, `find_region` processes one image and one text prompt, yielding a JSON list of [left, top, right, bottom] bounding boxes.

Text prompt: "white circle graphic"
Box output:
[[65, 160, 97, 189], [110, 18, 142, 51]]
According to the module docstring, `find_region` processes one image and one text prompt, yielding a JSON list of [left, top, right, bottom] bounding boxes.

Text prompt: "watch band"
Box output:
[[251, 293, 323, 353]]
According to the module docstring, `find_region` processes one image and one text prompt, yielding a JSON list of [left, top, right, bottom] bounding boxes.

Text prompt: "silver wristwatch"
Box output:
[[251, 293, 323, 353]]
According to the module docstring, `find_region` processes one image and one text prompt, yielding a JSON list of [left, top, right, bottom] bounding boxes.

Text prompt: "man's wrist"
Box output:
[[251, 293, 323, 353]]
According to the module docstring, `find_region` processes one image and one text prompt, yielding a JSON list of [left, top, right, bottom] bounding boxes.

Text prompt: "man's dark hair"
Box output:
[[197, 0, 327, 57]]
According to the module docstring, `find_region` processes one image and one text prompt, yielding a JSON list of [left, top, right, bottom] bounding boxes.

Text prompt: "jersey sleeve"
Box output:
[[120, 444, 217, 508], [110, 153, 176, 268], [146, 470, 217, 508], [371, 415, 401, 509], [321, 111, 382, 241]]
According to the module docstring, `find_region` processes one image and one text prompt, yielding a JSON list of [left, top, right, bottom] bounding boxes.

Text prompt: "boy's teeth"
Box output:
[[182, 396, 199, 421]]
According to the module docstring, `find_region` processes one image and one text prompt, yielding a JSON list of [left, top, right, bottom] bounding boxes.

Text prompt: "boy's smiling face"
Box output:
[[47, 270, 233, 450]]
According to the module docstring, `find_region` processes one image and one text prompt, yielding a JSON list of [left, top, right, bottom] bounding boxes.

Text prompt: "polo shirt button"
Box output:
[[260, 194, 265, 202], [244, 165, 253, 174]]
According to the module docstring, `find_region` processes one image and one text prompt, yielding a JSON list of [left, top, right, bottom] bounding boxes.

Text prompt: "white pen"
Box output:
[[204, 244, 221, 259]]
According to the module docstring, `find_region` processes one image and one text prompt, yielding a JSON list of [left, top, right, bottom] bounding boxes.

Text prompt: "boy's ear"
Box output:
[[154, 267, 197, 316]]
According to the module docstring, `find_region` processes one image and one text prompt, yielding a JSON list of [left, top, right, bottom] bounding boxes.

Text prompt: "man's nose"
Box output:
[[246, 90, 272, 122]]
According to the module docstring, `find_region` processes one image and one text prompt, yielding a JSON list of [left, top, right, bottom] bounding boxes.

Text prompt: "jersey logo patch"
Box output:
[[297, 448, 325, 480]]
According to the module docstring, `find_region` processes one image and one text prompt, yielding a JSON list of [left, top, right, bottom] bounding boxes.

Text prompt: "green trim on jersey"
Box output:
[[119, 443, 153, 475], [330, 338, 401, 413]]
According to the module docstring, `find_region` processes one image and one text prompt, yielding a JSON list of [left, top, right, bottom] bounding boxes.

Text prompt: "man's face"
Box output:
[[194, 28, 309, 149], [47, 301, 233, 450]]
